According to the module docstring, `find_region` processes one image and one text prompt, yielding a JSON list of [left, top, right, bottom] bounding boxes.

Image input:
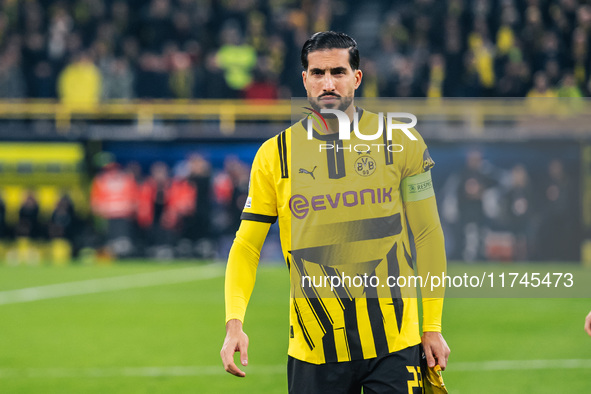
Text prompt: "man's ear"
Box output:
[[302, 70, 307, 89], [354, 69, 363, 90]]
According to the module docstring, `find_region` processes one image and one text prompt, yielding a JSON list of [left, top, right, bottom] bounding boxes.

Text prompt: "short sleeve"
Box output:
[[241, 139, 278, 224]]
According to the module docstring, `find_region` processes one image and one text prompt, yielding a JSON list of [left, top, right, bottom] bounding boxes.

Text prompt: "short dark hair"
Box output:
[[301, 31, 359, 71]]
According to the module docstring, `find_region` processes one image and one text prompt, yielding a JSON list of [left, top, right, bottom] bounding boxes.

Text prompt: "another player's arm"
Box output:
[[585, 311, 591, 336], [221, 220, 271, 377], [402, 170, 450, 370]]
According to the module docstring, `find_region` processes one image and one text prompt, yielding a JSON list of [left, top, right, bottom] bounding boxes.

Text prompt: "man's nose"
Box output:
[[322, 74, 336, 91]]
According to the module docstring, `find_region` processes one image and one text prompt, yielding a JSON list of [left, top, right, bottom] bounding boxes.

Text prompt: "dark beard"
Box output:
[[308, 95, 354, 114]]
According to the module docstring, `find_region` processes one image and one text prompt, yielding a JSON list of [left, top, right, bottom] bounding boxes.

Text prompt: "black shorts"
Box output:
[[287, 344, 422, 394]]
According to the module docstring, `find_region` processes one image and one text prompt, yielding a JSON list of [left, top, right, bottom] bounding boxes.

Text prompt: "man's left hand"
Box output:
[[422, 331, 450, 370]]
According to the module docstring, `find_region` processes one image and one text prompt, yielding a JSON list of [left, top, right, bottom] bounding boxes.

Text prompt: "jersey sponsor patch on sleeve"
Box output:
[[244, 196, 252, 209], [401, 170, 435, 202], [423, 148, 435, 172]]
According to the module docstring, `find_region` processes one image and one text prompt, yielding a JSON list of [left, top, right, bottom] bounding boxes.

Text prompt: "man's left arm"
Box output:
[[403, 171, 450, 370]]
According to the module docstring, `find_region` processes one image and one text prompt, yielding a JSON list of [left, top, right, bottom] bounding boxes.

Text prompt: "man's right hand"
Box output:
[[220, 319, 249, 377]]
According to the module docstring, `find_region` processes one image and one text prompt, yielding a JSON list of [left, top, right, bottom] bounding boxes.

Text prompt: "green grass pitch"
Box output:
[[0, 262, 590, 393]]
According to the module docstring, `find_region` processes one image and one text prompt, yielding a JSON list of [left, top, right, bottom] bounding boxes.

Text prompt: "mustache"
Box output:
[[319, 93, 341, 98]]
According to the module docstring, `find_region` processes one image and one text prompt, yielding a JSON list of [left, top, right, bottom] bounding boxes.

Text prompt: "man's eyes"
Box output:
[[311, 70, 346, 75]]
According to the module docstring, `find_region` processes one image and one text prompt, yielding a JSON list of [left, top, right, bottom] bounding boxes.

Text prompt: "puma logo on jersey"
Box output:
[[299, 166, 317, 180]]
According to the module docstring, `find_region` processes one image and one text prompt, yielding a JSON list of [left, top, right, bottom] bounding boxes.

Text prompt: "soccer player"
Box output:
[[221, 31, 450, 393], [585, 311, 591, 336]]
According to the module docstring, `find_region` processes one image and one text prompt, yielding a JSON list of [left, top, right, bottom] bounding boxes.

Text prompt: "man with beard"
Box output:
[[221, 31, 449, 393]]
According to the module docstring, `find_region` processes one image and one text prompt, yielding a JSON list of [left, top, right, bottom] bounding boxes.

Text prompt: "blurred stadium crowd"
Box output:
[[0, 154, 255, 261], [440, 151, 579, 263], [0, 0, 590, 102], [0, 0, 586, 263], [0, 149, 579, 262]]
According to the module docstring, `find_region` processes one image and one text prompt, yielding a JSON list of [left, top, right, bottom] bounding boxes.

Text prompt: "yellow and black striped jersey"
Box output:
[[241, 108, 435, 364]]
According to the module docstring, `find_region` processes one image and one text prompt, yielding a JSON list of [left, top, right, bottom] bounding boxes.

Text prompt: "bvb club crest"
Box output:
[[354, 155, 376, 177]]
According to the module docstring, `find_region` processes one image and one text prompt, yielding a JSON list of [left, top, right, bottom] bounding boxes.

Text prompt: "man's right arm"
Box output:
[[221, 219, 271, 377]]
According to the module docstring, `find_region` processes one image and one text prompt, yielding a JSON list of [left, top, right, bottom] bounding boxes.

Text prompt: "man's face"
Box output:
[[302, 48, 362, 113]]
